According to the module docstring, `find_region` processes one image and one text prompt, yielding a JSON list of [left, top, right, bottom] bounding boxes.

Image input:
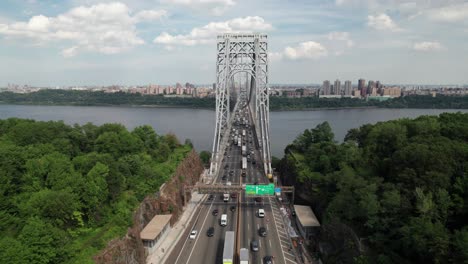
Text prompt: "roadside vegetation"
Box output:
[[280, 112, 468, 263], [0, 118, 191, 263]]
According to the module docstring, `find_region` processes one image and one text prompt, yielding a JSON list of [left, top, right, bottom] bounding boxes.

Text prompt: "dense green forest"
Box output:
[[0, 90, 216, 108], [0, 118, 192, 263], [1, 89, 467, 110], [270, 95, 468, 110], [280, 112, 468, 263]]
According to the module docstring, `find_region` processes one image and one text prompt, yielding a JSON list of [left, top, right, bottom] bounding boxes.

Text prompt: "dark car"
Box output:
[[252, 159, 256, 164], [222, 175, 227, 180], [208, 194, 214, 200], [254, 181, 258, 185], [259, 227, 267, 237], [251, 240, 259, 252], [231, 193, 237, 199], [230, 205, 236, 212], [291, 210, 296, 217], [212, 209, 219, 216], [263, 256, 273, 264], [255, 197, 262, 202], [207, 227, 214, 237]]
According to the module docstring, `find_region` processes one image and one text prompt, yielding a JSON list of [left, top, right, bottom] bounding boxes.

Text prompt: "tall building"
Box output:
[[334, 79, 341, 95], [367, 81, 376, 95], [322, 80, 331, 95], [358, 79, 365, 90], [358, 79, 366, 97], [344, 80, 352, 95], [376, 81, 382, 89]]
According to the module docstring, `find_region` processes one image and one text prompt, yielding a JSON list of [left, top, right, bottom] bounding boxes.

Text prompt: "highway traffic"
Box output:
[[167, 105, 293, 264]]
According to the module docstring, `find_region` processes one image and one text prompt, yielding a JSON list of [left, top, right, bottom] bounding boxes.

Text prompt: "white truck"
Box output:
[[240, 248, 249, 264], [223, 231, 235, 264], [242, 157, 247, 170], [242, 145, 247, 156]]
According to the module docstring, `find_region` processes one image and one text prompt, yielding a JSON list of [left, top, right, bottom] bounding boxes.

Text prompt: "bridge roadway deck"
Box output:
[[166, 120, 287, 264]]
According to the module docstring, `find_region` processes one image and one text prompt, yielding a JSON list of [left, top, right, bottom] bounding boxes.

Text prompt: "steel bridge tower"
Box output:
[[210, 33, 272, 178]]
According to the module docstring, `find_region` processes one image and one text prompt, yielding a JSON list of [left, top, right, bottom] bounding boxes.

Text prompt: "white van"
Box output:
[[223, 193, 229, 202], [220, 214, 227, 226], [258, 209, 265, 218]]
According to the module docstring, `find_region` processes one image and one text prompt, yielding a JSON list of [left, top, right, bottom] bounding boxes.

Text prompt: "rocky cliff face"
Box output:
[[94, 149, 204, 264]]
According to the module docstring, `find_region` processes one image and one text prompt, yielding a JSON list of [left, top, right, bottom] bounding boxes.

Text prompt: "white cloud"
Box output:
[[154, 16, 273, 47], [283, 41, 328, 60], [367, 13, 402, 32], [268, 52, 284, 61], [134, 10, 168, 22], [0, 2, 167, 57], [327, 31, 354, 47], [412, 41, 444, 52], [62, 46, 79, 58], [427, 3, 468, 22], [161, 0, 235, 16]]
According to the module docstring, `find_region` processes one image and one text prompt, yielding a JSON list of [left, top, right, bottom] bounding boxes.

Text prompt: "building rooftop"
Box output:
[[140, 214, 172, 241], [294, 205, 320, 227]]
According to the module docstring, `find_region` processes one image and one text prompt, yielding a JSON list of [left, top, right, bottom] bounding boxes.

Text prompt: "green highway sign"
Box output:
[[245, 183, 275, 195]]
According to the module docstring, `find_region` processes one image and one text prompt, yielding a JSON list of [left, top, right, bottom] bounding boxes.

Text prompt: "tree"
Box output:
[[199, 150, 211, 166], [81, 162, 109, 219], [23, 189, 81, 228], [0, 237, 31, 264], [18, 217, 70, 264], [452, 227, 468, 263]]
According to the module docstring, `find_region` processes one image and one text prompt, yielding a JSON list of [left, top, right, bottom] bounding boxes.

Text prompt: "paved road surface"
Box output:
[[166, 106, 295, 264]]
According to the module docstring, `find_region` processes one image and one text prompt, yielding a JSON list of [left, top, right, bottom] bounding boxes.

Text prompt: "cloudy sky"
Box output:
[[0, 0, 467, 86]]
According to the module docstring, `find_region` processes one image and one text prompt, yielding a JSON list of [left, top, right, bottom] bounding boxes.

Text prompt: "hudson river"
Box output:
[[1, 104, 466, 157]]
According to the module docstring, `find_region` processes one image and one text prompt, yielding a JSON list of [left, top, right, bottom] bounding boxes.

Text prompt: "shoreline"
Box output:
[[1, 102, 467, 111]]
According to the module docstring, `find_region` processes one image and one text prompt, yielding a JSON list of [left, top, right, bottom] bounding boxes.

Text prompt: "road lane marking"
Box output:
[[174, 195, 209, 264], [184, 197, 214, 264], [285, 256, 297, 263]]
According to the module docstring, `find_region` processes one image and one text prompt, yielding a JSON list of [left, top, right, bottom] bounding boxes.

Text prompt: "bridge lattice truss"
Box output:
[[210, 34, 272, 177]]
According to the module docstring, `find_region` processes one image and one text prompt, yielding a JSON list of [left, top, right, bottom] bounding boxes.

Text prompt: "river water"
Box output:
[[1, 104, 466, 157]]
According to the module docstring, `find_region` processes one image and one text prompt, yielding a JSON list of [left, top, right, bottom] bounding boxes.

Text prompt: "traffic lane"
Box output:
[[247, 201, 263, 264], [165, 200, 211, 264], [179, 153, 233, 264], [173, 198, 213, 264], [188, 202, 232, 264]]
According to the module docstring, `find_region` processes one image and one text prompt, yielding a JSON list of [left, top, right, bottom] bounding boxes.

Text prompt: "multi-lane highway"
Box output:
[[166, 106, 295, 264]]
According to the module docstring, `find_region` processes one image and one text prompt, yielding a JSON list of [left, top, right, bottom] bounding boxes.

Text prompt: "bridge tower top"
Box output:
[[210, 33, 272, 177]]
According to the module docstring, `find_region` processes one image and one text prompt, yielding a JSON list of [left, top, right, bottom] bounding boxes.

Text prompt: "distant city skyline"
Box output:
[[0, 0, 467, 86]]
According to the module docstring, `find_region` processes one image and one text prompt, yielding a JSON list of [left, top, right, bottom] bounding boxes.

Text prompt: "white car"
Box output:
[[189, 230, 197, 239]]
